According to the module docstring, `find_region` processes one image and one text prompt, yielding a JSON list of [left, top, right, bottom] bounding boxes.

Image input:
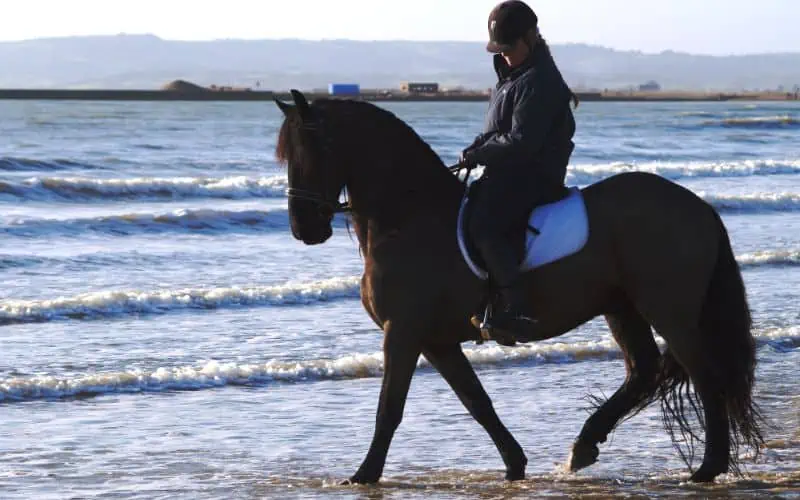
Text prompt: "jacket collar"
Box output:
[[493, 43, 548, 82]]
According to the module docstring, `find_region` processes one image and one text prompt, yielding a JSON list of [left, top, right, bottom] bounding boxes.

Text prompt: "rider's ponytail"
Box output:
[[530, 29, 580, 109]]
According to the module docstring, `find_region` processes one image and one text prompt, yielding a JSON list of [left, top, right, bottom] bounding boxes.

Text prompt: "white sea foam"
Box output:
[[699, 192, 800, 212], [1, 329, 795, 402], [736, 250, 800, 268], [709, 115, 800, 128], [1, 160, 799, 203], [0, 207, 297, 237], [566, 159, 800, 185], [2, 246, 797, 321], [0, 175, 287, 201], [1, 190, 797, 240], [0, 276, 362, 324]]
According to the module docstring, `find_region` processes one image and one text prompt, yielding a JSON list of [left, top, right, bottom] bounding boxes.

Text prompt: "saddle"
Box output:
[[457, 184, 589, 281], [457, 182, 590, 344]]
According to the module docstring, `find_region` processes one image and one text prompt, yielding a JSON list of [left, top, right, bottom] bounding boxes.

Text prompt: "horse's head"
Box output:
[[275, 89, 459, 246], [274, 90, 348, 245]]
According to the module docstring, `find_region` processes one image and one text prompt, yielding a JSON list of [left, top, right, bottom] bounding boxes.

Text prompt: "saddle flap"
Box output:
[[457, 187, 589, 280]]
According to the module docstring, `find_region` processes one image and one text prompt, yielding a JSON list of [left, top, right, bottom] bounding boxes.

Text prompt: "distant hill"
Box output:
[[1, 34, 799, 91]]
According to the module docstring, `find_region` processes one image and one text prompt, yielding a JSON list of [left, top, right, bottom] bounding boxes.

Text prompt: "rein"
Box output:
[[285, 108, 469, 217], [285, 163, 469, 215]]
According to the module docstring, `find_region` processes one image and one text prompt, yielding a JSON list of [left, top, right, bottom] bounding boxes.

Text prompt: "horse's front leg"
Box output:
[[423, 342, 527, 480], [344, 320, 422, 485]]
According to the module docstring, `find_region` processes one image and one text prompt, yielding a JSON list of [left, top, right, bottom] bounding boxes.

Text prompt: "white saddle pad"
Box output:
[[457, 187, 590, 280]]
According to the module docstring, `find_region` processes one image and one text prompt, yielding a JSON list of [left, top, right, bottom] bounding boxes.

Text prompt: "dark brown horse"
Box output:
[[273, 90, 764, 484]]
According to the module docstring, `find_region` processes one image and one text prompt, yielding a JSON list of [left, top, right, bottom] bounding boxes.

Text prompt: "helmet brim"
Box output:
[[486, 40, 513, 53]]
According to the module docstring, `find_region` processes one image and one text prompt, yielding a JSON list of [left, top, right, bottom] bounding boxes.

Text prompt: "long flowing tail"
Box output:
[[638, 210, 765, 473], [698, 211, 765, 472]]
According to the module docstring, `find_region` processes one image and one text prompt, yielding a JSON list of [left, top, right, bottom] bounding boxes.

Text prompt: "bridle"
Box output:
[[284, 119, 352, 215], [284, 107, 470, 215], [285, 187, 351, 214]]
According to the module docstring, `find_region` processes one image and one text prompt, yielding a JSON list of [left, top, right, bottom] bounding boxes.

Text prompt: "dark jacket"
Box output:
[[466, 44, 575, 189]]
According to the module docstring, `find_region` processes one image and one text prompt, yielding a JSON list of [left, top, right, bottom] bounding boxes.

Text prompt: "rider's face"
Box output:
[[501, 38, 530, 68]]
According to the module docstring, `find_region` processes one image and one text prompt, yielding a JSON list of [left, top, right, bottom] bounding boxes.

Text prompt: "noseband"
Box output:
[[285, 187, 351, 214]]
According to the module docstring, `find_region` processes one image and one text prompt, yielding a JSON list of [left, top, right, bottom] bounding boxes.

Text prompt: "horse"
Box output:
[[272, 89, 764, 484]]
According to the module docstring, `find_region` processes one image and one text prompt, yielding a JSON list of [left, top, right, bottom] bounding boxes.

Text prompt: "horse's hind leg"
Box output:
[[657, 330, 730, 482], [422, 342, 528, 480], [569, 304, 661, 472]]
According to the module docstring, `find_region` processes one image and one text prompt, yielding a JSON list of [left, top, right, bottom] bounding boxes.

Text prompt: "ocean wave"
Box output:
[[0, 255, 49, 269], [1, 242, 796, 322], [566, 159, 800, 185], [0, 251, 183, 271], [1, 327, 796, 402], [700, 192, 800, 213], [0, 207, 306, 238], [1, 160, 798, 204], [0, 276, 361, 325], [1, 191, 794, 240], [676, 111, 719, 117], [737, 250, 800, 269], [0, 175, 288, 202], [703, 115, 800, 129], [0, 157, 104, 172], [2, 246, 798, 275]]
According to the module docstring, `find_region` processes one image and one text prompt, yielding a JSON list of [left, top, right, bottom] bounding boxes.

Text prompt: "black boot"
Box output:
[[469, 280, 538, 346], [469, 211, 535, 345], [470, 300, 518, 347], [491, 281, 538, 342]]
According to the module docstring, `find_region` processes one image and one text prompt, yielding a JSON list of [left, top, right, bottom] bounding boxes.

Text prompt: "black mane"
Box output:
[[275, 98, 447, 172]]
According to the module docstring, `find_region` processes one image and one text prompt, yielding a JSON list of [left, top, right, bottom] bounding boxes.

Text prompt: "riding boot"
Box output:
[[470, 227, 538, 344], [492, 279, 539, 342]]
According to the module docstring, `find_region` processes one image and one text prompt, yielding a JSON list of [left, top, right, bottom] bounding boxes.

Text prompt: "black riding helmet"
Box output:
[[486, 0, 538, 53]]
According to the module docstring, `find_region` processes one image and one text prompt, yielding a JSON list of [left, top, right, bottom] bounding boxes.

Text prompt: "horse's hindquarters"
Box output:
[[582, 172, 722, 331]]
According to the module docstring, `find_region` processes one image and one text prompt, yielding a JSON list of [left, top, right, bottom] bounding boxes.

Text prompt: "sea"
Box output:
[[0, 99, 798, 499]]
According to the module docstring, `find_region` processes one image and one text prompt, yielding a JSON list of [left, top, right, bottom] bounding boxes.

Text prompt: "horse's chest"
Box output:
[[360, 272, 386, 330], [359, 260, 409, 332]]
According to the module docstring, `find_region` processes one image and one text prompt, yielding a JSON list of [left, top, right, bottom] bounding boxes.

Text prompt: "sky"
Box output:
[[1, 0, 797, 55]]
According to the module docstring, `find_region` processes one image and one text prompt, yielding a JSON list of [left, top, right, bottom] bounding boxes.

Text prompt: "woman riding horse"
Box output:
[[460, 0, 579, 346]]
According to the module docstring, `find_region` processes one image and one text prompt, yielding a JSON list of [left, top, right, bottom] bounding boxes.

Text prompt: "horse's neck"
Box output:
[[346, 155, 464, 256]]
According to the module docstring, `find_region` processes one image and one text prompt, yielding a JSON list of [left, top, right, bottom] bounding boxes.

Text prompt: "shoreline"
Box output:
[[0, 88, 797, 102]]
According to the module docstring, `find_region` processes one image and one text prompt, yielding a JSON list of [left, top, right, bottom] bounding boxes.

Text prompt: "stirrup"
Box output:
[[471, 302, 518, 347], [491, 308, 539, 343], [479, 302, 493, 342]]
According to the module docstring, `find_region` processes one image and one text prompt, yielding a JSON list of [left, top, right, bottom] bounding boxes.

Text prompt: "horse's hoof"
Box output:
[[341, 472, 379, 485], [689, 463, 726, 483], [568, 441, 599, 472], [505, 468, 526, 481], [503, 448, 528, 481]]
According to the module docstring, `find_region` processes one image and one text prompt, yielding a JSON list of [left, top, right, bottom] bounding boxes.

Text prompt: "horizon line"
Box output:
[[1, 33, 797, 58]]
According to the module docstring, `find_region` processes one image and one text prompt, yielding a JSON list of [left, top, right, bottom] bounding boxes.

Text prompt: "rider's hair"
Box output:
[[525, 28, 580, 109]]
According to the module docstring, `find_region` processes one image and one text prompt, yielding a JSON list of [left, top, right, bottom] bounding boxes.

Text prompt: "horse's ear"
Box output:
[[273, 98, 293, 116], [290, 89, 312, 122]]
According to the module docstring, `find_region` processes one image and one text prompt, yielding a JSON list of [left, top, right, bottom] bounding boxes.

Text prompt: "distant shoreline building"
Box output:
[[638, 80, 661, 92], [400, 82, 439, 94], [328, 83, 361, 96]]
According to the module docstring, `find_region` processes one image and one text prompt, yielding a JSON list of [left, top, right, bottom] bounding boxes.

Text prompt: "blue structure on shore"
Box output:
[[328, 83, 361, 96]]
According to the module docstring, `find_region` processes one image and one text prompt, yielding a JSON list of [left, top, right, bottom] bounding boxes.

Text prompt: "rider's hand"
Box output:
[[459, 148, 476, 166]]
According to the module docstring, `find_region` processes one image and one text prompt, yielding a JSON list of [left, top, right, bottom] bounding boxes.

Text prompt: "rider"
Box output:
[[460, 0, 578, 343]]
